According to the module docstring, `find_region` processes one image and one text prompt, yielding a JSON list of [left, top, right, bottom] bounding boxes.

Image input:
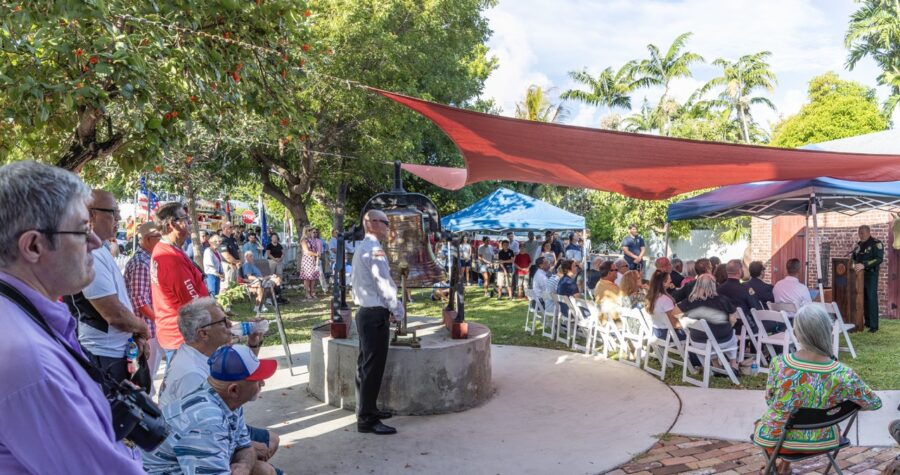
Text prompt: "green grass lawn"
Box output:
[[231, 285, 900, 390]]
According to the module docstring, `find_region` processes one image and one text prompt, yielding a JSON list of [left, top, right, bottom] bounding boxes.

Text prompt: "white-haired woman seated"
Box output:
[[752, 305, 882, 474], [676, 274, 739, 373]]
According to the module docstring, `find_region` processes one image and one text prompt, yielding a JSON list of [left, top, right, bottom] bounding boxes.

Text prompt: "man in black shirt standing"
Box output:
[[621, 224, 646, 271], [852, 224, 884, 332], [219, 222, 241, 288], [497, 240, 515, 300]]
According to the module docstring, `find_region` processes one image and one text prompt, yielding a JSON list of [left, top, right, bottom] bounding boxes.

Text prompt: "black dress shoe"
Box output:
[[375, 410, 392, 420], [357, 421, 397, 434], [868, 327, 878, 333]]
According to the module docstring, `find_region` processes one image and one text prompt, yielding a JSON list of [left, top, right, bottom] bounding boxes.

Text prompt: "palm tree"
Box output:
[[560, 64, 636, 111], [631, 32, 704, 135], [514, 85, 565, 123], [622, 98, 656, 133], [698, 51, 777, 143], [845, 0, 900, 115]]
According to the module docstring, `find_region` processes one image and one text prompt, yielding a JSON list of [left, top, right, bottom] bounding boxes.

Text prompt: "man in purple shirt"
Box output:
[[0, 161, 144, 474]]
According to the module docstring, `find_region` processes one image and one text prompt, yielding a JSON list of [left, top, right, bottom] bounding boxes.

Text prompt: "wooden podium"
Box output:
[[831, 258, 864, 332]]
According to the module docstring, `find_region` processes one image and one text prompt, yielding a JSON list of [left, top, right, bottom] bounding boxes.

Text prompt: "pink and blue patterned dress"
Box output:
[[753, 353, 881, 452]]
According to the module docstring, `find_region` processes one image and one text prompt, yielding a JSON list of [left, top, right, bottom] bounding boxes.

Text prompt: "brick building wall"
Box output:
[[750, 210, 894, 318]]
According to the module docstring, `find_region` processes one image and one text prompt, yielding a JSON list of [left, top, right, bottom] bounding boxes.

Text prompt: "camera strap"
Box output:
[[0, 280, 108, 388]]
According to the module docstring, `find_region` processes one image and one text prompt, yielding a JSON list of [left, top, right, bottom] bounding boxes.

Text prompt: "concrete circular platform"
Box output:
[[245, 343, 680, 475], [308, 318, 492, 415]]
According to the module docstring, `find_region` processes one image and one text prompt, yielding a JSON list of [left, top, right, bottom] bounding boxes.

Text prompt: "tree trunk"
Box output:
[[331, 182, 348, 231], [56, 105, 125, 172], [738, 107, 750, 144], [184, 174, 203, 267]]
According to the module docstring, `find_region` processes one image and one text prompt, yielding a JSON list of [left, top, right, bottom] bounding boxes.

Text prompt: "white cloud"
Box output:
[[481, 0, 889, 133]]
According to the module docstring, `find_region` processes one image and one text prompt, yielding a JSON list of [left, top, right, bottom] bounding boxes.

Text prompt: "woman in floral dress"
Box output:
[[299, 226, 322, 300], [753, 305, 882, 474]]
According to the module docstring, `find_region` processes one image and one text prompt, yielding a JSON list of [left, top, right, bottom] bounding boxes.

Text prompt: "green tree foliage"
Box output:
[[845, 0, 900, 115], [770, 72, 888, 148], [632, 32, 704, 135], [561, 64, 636, 111], [514, 85, 564, 122], [697, 51, 777, 143]]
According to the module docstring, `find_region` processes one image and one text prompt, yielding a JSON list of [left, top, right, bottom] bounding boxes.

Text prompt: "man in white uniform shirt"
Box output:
[[351, 209, 402, 435], [772, 258, 811, 313]]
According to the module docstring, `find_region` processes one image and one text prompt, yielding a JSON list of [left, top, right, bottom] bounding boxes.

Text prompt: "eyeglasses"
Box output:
[[373, 219, 390, 226], [173, 215, 192, 223], [91, 207, 121, 219], [200, 316, 231, 329], [36, 229, 94, 241]]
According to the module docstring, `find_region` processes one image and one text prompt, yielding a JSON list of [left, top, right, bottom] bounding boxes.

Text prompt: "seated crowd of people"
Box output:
[[0, 162, 283, 474]]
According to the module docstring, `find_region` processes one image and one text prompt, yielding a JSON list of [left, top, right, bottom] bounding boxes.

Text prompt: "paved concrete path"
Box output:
[[240, 343, 680, 475], [671, 387, 900, 446]]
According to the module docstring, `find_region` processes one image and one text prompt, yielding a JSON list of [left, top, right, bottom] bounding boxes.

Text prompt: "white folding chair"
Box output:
[[735, 307, 765, 364], [524, 289, 544, 335], [568, 297, 597, 354], [618, 307, 649, 368], [552, 294, 574, 346], [682, 318, 740, 388], [810, 301, 857, 359], [540, 292, 558, 340], [642, 309, 687, 380], [767, 301, 797, 315], [583, 300, 616, 358], [750, 308, 797, 374]]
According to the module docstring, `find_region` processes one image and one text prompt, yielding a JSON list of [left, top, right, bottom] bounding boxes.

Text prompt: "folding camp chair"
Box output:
[[754, 400, 860, 475], [751, 309, 797, 374], [810, 302, 857, 359], [682, 318, 740, 388], [582, 299, 616, 358]]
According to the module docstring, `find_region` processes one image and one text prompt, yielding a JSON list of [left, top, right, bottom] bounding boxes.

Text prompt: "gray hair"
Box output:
[[208, 235, 222, 246], [793, 305, 834, 358], [0, 161, 91, 267], [684, 260, 696, 278], [178, 297, 217, 343], [688, 274, 718, 302], [614, 258, 628, 267]]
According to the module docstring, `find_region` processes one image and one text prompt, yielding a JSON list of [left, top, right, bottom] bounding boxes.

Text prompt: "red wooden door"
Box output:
[[888, 215, 899, 318], [771, 216, 807, 284]]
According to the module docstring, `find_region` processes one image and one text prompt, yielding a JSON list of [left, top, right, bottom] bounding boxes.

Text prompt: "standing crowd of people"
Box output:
[[0, 161, 283, 474]]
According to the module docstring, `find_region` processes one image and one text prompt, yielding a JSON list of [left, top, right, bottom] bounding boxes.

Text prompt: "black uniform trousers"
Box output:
[[863, 271, 879, 331], [355, 306, 390, 425]]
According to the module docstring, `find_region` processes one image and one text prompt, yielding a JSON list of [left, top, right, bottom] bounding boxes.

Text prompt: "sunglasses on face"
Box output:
[[199, 316, 231, 329]]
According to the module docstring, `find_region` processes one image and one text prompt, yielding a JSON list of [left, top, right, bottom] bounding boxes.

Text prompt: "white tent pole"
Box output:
[[804, 203, 810, 285], [810, 193, 825, 303], [663, 222, 670, 257], [582, 227, 589, 293]]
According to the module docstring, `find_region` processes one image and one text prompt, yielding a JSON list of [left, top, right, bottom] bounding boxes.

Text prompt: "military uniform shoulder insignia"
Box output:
[[876, 242, 883, 250], [373, 250, 386, 258], [748, 288, 755, 295]]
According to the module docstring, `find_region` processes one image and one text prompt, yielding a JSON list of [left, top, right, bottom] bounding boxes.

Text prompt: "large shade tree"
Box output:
[[770, 72, 888, 148], [697, 51, 777, 143]]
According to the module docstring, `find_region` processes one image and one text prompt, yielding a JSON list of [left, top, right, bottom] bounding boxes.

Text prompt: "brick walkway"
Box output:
[[606, 435, 899, 475]]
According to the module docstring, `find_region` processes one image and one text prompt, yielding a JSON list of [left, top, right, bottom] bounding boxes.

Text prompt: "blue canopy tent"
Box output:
[[667, 130, 900, 300], [442, 187, 585, 232]]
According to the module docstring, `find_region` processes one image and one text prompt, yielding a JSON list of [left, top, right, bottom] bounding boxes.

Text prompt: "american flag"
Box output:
[[139, 175, 159, 218]]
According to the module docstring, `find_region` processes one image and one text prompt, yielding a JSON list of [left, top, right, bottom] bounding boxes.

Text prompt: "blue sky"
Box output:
[[480, 0, 890, 132]]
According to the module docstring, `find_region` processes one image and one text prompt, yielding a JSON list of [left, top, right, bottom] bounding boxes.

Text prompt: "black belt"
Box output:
[[359, 306, 388, 311]]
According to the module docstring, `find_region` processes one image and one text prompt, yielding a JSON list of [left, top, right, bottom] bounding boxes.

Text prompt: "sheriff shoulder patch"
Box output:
[[373, 250, 386, 258], [877, 242, 883, 250]]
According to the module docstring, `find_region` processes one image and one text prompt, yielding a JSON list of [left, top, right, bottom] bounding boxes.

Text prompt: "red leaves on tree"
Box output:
[[301, 44, 311, 52], [303, 9, 312, 17], [89, 56, 99, 64], [280, 118, 289, 127], [74, 48, 84, 57]]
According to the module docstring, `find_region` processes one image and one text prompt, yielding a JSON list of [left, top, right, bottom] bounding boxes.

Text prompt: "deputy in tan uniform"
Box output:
[[350, 209, 403, 435]]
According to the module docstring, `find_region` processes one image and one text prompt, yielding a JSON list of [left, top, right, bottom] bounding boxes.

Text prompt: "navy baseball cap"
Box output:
[[209, 345, 277, 382]]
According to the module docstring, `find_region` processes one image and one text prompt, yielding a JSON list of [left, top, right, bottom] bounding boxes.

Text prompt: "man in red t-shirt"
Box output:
[[151, 202, 208, 361], [514, 245, 532, 299]]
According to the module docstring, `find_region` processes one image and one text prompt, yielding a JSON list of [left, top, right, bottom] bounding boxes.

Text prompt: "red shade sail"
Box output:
[[371, 88, 900, 200]]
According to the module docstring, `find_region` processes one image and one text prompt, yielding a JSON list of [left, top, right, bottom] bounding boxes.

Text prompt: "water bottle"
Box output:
[[750, 361, 759, 376], [125, 337, 139, 374], [230, 320, 272, 337]]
